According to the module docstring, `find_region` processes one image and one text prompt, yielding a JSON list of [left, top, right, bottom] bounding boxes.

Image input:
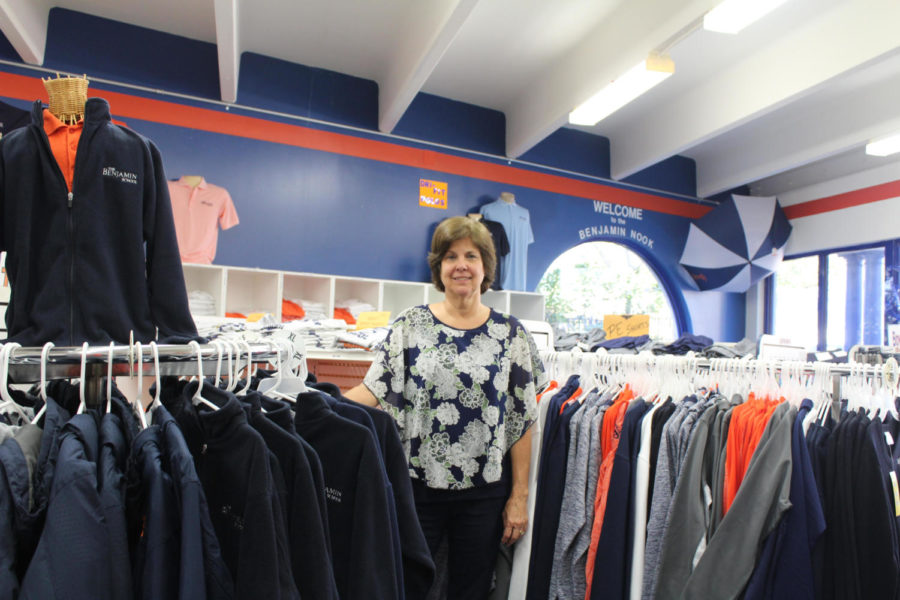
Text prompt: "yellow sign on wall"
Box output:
[[419, 179, 448, 209], [604, 314, 650, 340]]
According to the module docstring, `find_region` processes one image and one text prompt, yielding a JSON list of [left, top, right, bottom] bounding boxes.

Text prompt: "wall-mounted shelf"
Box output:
[[182, 263, 545, 323]]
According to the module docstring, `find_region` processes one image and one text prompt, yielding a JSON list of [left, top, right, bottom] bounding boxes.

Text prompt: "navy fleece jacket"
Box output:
[[0, 98, 197, 345]]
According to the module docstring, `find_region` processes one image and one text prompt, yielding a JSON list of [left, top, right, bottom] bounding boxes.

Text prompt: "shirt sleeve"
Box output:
[[219, 190, 240, 230], [143, 140, 200, 342], [506, 319, 546, 444], [363, 315, 410, 434]]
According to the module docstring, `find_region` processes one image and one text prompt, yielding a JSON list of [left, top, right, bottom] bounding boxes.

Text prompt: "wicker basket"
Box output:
[[43, 75, 89, 124]]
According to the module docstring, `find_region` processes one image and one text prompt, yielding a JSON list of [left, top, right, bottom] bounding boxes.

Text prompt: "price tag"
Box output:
[[886, 431, 895, 446], [355, 311, 391, 330], [891, 472, 900, 517]]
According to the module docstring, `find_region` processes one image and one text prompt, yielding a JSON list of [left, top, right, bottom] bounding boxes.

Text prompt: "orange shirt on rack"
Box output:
[[584, 386, 634, 598], [536, 380, 559, 404], [561, 386, 583, 414], [43, 109, 82, 192], [722, 393, 781, 514]]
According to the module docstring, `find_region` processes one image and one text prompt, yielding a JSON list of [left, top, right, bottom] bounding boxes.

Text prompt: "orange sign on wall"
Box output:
[[419, 179, 448, 209]]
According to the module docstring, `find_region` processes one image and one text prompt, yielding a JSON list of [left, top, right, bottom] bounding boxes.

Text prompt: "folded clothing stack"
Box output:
[[336, 327, 390, 350], [188, 290, 217, 317]]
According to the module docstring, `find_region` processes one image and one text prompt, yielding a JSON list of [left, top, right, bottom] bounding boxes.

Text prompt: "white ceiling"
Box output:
[[2, 0, 900, 201]]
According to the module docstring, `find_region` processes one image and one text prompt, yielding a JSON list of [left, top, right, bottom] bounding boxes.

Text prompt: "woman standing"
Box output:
[[345, 215, 546, 599]]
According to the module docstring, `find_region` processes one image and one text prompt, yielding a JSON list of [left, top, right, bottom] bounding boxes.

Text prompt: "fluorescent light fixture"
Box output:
[[866, 132, 900, 157], [569, 54, 674, 126], [703, 0, 790, 34]]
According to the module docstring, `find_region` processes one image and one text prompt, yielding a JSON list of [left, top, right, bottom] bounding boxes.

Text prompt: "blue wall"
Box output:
[[0, 9, 747, 341]]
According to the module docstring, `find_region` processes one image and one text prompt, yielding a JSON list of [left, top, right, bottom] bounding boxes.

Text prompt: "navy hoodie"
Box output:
[[0, 98, 197, 345]]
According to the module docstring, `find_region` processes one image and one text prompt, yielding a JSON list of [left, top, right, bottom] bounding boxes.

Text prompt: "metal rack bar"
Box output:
[[1, 342, 286, 382], [539, 350, 889, 377]]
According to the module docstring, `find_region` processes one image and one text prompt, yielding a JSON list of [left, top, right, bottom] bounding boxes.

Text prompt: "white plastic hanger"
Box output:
[[145, 341, 163, 418], [0, 343, 29, 423], [76, 342, 89, 414], [236, 341, 254, 397], [258, 339, 307, 401], [30, 342, 55, 425], [224, 340, 239, 392], [105, 342, 115, 414], [189, 341, 220, 411], [133, 342, 148, 429], [212, 341, 224, 388]]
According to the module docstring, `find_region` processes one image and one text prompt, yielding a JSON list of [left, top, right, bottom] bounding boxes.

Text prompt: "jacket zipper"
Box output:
[[32, 112, 79, 345], [67, 191, 75, 345]]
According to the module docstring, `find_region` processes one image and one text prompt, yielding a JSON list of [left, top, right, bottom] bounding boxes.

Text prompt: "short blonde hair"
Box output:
[[428, 216, 496, 294]]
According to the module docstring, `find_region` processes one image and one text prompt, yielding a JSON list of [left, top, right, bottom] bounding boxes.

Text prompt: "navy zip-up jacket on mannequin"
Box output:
[[0, 98, 197, 345], [312, 381, 436, 600], [294, 391, 402, 600]]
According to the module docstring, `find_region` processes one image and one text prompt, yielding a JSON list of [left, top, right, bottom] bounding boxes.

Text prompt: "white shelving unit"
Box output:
[[182, 263, 545, 322], [182, 263, 546, 390]]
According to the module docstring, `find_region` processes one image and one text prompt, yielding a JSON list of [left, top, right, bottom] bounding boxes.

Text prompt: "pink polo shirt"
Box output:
[[168, 176, 239, 263]]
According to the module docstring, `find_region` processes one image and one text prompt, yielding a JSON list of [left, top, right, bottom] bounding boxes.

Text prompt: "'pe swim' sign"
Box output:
[[419, 179, 448, 209]]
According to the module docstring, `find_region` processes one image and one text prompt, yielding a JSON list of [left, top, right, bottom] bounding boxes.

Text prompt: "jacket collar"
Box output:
[[31, 97, 112, 129], [170, 381, 248, 456], [294, 391, 335, 425], [255, 393, 296, 434]]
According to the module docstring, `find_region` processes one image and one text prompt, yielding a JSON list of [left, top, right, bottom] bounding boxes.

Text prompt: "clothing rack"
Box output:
[[540, 350, 900, 418], [540, 349, 898, 377], [0, 341, 288, 382]]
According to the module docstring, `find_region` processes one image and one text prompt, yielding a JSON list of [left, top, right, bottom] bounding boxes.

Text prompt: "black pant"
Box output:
[[416, 492, 506, 600]]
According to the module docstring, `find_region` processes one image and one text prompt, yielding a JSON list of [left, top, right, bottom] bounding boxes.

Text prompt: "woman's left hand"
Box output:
[[501, 491, 528, 546]]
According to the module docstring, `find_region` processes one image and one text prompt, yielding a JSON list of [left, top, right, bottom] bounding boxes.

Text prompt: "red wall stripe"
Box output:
[[0, 71, 711, 218], [12, 70, 894, 222], [783, 179, 900, 219]]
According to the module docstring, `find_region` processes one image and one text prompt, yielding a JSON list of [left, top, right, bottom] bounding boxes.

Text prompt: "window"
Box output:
[[770, 242, 890, 351], [537, 241, 678, 341], [772, 255, 819, 351]]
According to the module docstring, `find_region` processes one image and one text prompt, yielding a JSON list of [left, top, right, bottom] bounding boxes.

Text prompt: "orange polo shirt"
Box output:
[[722, 394, 781, 514], [43, 109, 82, 193], [585, 386, 634, 598]]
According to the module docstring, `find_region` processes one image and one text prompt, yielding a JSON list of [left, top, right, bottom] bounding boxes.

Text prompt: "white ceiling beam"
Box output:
[[695, 69, 900, 198], [0, 0, 49, 65], [504, 0, 721, 159], [378, 0, 479, 133], [214, 0, 240, 103], [610, 0, 900, 188]]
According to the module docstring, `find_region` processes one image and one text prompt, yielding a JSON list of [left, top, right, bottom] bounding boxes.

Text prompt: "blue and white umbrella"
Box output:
[[679, 194, 792, 292]]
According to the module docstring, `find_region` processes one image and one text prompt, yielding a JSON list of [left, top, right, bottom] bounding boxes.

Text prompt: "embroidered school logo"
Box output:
[[101, 166, 138, 185]]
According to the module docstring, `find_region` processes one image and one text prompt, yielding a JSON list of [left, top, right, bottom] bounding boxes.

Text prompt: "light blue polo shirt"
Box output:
[[479, 200, 534, 291]]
